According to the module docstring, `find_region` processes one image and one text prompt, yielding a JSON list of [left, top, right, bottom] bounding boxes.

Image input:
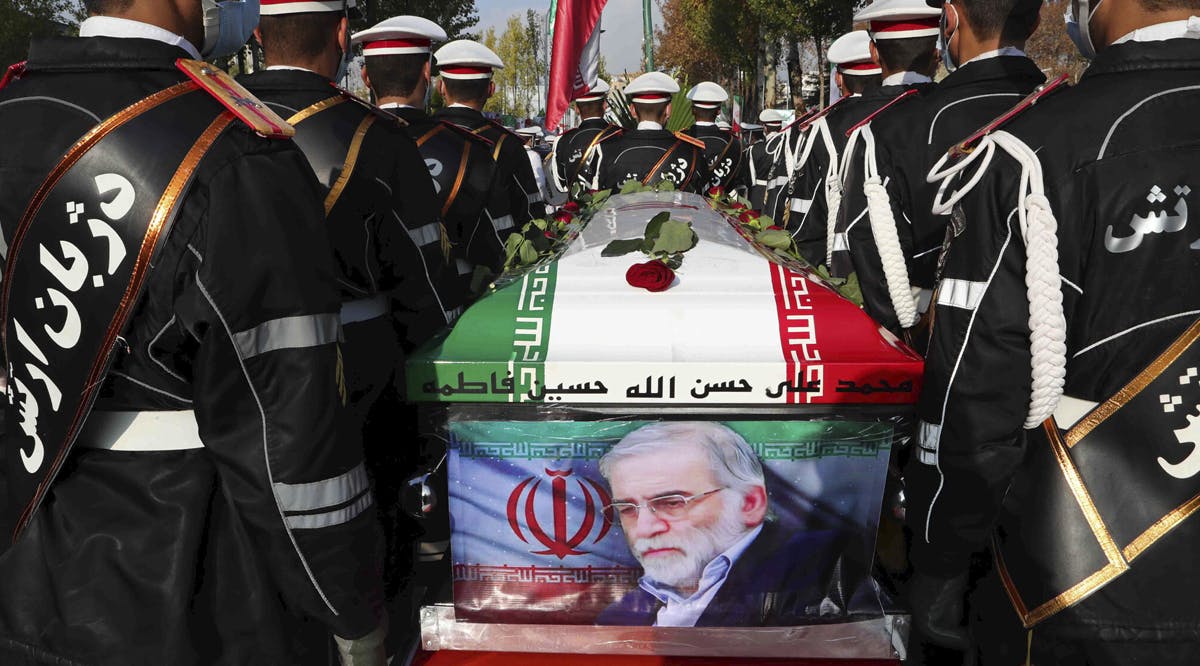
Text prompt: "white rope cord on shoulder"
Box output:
[[925, 131, 1066, 428], [861, 124, 918, 328], [824, 120, 847, 267]]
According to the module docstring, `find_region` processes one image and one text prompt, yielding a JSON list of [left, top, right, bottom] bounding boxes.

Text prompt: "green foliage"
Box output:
[[489, 12, 547, 119], [607, 87, 636, 129], [0, 0, 78, 70], [363, 0, 478, 40]]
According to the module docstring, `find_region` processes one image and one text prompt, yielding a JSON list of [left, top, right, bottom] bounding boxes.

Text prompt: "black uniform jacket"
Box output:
[[683, 122, 749, 194], [551, 116, 611, 194], [436, 105, 546, 227], [908, 39, 1200, 642], [747, 130, 788, 211], [240, 69, 456, 371], [838, 57, 1044, 336], [586, 126, 711, 194], [786, 93, 892, 266], [0, 37, 382, 664]]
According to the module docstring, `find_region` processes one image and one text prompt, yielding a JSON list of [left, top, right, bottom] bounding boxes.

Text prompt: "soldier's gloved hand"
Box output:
[[908, 570, 971, 652], [334, 620, 387, 666]]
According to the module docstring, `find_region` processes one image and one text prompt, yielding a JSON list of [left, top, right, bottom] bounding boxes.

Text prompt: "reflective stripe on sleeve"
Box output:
[[917, 420, 942, 465], [492, 214, 515, 232], [233, 313, 341, 360], [936, 278, 989, 312], [790, 198, 812, 213], [274, 462, 370, 513], [285, 492, 373, 530], [407, 222, 441, 248], [832, 232, 849, 253]]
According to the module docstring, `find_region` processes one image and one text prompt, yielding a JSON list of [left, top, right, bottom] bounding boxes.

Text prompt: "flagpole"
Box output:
[[642, 0, 654, 71]]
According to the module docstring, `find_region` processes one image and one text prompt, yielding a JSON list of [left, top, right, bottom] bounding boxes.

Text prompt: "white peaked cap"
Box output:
[[352, 16, 447, 56], [515, 126, 544, 138], [828, 30, 881, 75], [260, 0, 355, 15], [433, 40, 505, 79], [687, 81, 729, 109], [759, 108, 785, 125], [854, 0, 942, 40], [575, 78, 611, 103], [716, 120, 732, 130], [740, 122, 764, 131], [624, 71, 680, 103]]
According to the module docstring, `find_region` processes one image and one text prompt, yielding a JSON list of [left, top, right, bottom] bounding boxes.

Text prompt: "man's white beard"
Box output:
[[631, 494, 750, 591]]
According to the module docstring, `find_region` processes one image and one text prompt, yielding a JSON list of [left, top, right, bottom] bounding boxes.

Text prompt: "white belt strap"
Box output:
[[340, 294, 390, 325], [77, 410, 203, 451]]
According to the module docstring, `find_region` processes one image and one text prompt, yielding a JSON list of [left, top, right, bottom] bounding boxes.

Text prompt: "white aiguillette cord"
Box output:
[[927, 131, 1067, 428]]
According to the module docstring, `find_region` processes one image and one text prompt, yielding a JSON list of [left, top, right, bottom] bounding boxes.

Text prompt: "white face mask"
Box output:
[[201, 0, 260, 59], [1064, 0, 1104, 60]]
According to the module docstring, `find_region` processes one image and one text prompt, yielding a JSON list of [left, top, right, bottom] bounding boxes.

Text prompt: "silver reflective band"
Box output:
[[233, 313, 341, 359], [767, 175, 790, 189], [790, 198, 812, 213], [916, 420, 941, 465], [445, 306, 464, 322], [936, 278, 988, 311], [285, 492, 373, 530], [492, 214, 515, 231], [341, 294, 390, 325], [275, 462, 369, 513], [77, 410, 203, 451], [408, 222, 441, 248], [456, 259, 474, 276], [527, 192, 543, 204], [1054, 395, 1098, 429], [832, 232, 849, 253]]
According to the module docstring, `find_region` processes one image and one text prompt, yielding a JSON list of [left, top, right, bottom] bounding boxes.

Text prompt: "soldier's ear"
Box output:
[[422, 60, 431, 82], [488, 81, 496, 98], [664, 102, 672, 120], [362, 66, 372, 91], [337, 16, 349, 52], [252, 27, 262, 46], [869, 40, 880, 66]]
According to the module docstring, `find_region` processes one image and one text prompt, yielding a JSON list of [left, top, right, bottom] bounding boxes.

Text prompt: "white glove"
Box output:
[[334, 620, 387, 666]]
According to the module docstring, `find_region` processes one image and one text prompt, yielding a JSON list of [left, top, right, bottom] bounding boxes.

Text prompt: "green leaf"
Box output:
[[504, 232, 523, 254], [619, 180, 644, 194], [518, 240, 539, 265], [756, 229, 792, 250], [758, 214, 775, 226], [652, 220, 699, 255], [530, 232, 550, 252], [469, 265, 493, 294], [657, 179, 676, 192], [531, 218, 548, 230], [644, 211, 671, 242], [601, 238, 645, 257]]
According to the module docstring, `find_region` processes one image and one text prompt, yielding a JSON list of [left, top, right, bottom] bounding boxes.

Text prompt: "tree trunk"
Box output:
[[815, 36, 827, 109], [763, 37, 778, 109], [786, 38, 804, 112]]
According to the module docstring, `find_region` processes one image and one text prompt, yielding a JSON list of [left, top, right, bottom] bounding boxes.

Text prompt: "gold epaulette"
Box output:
[[674, 131, 706, 149], [176, 59, 293, 139], [948, 73, 1070, 158]]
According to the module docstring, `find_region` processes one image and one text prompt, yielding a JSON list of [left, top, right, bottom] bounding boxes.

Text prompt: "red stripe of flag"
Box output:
[[545, 0, 610, 132]]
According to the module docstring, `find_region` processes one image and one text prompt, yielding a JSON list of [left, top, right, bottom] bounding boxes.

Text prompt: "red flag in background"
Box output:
[[545, 0, 608, 132]]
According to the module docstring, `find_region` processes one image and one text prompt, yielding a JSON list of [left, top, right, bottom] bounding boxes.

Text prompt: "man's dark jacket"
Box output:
[[595, 523, 874, 626], [908, 39, 1200, 650], [838, 56, 1044, 337], [552, 116, 611, 193], [587, 127, 711, 194], [0, 37, 382, 664]]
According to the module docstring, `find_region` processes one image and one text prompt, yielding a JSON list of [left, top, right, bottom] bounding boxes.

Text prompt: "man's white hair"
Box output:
[[599, 421, 765, 493]]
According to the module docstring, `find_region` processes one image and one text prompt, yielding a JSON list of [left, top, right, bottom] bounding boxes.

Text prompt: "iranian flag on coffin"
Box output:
[[409, 191, 922, 406], [447, 419, 894, 624]]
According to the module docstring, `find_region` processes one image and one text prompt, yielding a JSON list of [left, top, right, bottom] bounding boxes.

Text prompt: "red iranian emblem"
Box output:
[[506, 468, 615, 559]]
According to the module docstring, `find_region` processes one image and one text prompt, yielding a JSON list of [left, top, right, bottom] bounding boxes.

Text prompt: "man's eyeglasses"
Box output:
[[604, 488, 725, 521]]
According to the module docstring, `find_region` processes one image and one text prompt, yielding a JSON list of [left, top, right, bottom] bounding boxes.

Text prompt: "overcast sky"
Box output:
[[476, 0, 663, 75]]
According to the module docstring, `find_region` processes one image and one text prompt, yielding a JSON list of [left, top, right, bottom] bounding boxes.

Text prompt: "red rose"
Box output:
[[562, 201, 581, 213], [730, 201, 748, 210], [544, 230, 555, 239], [738, 210, 758, 224], [553, 210, 573, 223], [766, 225, 783, 231], [625, 260, 675, 292], [707, 186, 724, 197]]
